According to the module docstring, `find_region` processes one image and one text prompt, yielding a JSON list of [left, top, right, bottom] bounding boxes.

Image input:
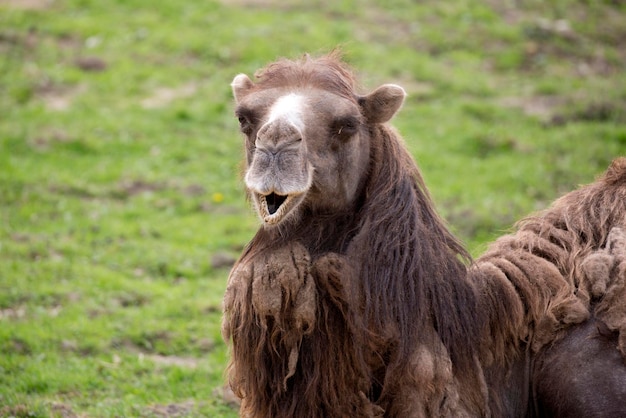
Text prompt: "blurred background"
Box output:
[[1, 0, 625, 416]]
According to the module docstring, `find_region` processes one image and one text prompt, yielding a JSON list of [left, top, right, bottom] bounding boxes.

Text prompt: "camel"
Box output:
[[221, 52, 626, 417]]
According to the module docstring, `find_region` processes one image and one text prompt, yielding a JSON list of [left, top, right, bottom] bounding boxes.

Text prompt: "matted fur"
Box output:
[[473, 157, 626, 360], [222, 53, 626, 417], [471, 157, 626, 415]]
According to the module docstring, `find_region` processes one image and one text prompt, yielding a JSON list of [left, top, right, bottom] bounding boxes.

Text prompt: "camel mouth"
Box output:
[[266, 193, 287, 215], [256, 192, 303, 225]]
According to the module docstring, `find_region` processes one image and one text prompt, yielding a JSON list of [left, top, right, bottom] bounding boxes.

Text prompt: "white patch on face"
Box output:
[[267, 93, 305, 130]]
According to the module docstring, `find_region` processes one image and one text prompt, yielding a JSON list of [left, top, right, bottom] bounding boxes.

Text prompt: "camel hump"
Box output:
[[602, 157, 626, 185]]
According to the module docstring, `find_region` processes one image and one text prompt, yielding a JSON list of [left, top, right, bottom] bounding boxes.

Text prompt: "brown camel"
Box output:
[[222, 52, 626, 417]]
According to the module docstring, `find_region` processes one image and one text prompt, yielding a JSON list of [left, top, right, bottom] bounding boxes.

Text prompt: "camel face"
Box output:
[[238, 89, 314, 225], [231, 70, 405, 227]]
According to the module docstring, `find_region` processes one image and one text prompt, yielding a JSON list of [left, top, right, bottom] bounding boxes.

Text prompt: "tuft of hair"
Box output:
[[602, 156, 626, 186], [251, 50, 360, 102]]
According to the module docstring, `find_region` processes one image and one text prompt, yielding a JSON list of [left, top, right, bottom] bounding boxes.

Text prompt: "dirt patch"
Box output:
[[100, 179, 167, 201], [29, 128, 73, 150], [211, 251, 237, 269], [194, 337, 216, 353], [144, 354, 201, 368], [0, 405, 36, 418], [48, 183, 98, 200], [549, 100, 626, 126], [50, 180, 206, 202], [50, 402, 78, 418], [203, 305, 221, 314], [218, 0, 311, 9], [213, 385, 241, 409], [74, 56, 107, 72], [498, 95, 567, 121], [0, 0, 53, 10], [110, 332, 170, 354], [117, 179, 164, 196], [114, 291, 151, 308], [182, 184, 205, 197], [1, 337, 32, 355], [141, 82, 200, 109], [37, 83, 87, 112], [146, 400, 197, 417], [0, 306, 27, 320]]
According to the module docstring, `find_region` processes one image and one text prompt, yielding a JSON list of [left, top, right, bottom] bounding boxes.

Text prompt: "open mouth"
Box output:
[[256, 192, 303, 225], [266, 193, 287, 215]]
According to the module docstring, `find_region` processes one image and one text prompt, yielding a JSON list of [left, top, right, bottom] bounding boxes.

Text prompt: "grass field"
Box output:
[[1, 0, 625, 416]]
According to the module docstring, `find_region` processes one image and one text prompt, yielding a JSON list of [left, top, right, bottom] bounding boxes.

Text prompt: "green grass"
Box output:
[[1, 0, 625, 416]]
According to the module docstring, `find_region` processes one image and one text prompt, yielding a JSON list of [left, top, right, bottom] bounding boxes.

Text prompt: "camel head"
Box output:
[[231, 55, 406, 227]]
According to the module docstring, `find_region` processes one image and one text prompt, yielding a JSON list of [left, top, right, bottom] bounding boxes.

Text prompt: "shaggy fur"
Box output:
[[223, 113, 487, 417], [531, 223, 626, 416], [474, 158, 626, 357], [580, 226, 626, 359], [471, 157, 626, 415], [222, 53, 626, 417]]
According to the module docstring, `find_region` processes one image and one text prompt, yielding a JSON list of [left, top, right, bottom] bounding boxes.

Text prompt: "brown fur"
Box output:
[[580, 226, 626, 359], [531, 317, 626, 417], [250, 52, 359, 101], [223, 53, 626, 417], [474, 157, 626, 361], [471, 157, 626, 415]]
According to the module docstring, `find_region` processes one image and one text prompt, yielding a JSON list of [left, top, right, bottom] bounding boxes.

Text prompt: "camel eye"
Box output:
[[237, 115, 251, 129], [235, 109, 255, 134], [332, 116, 360, 140], [342, 120, 357, 132]]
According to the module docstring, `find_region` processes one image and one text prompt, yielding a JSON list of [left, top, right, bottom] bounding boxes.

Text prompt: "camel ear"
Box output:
[[359, 84, 406, 124], [231, 73, 254, 103]]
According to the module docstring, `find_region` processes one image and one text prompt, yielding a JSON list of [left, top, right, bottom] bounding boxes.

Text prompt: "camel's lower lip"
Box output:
[[256, 192, 302, 225]]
